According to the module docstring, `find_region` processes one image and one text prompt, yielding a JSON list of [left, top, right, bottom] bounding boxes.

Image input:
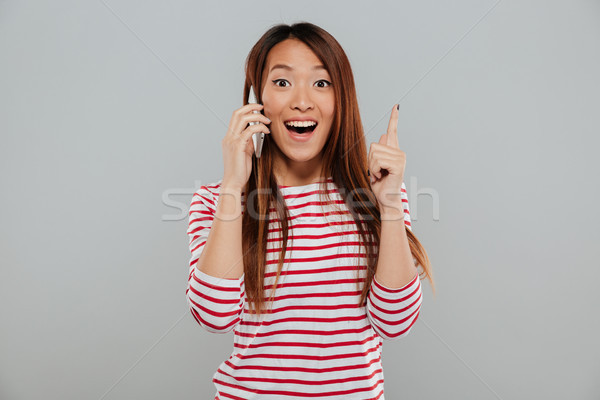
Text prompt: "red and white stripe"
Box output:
[[187, 178, 421, 399]]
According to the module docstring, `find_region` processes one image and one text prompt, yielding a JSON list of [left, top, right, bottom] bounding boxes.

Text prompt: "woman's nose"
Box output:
[[290, 86, 314, 111]]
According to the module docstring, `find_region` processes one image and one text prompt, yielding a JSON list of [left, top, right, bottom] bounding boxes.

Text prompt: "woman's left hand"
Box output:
[[368, 104, 406, 217]]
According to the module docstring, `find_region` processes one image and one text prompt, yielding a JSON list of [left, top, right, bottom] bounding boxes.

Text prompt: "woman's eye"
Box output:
[[272, 79, 289, 87], [272, 79, 332, 88]]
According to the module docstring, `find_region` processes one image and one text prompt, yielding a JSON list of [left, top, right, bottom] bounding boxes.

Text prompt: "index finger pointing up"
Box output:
[[386, 103, 400, 148]]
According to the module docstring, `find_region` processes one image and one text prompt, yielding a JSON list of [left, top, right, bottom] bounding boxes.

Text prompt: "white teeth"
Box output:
[[285, 120, 317, 128]]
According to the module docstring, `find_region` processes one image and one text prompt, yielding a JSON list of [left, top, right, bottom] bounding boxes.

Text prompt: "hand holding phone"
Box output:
[[220, 89, 270, 192]]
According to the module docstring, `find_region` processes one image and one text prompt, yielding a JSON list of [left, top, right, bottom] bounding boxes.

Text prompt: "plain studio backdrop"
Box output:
[[1, 1, 599, 399]]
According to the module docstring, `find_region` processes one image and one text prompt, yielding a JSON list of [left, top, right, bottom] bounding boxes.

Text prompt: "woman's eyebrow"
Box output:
[[269, 63, 327, 73]]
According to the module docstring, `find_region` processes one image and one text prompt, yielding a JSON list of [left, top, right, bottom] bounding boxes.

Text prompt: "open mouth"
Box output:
[[285, 122, 318, 135]]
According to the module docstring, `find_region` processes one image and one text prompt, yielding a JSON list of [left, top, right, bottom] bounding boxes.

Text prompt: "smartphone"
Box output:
[[247, 85, 265, 158]]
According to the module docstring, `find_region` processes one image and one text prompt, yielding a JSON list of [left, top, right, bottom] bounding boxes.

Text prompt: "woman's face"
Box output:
[[261, 39, 335, 181]]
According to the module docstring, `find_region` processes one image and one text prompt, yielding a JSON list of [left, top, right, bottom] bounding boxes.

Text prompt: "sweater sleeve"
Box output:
[[366, 180, 422, 340], [400, 181, 412, 231], [186, 183, 245, 334]]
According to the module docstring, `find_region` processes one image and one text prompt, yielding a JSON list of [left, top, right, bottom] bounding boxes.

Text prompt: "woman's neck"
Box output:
[[271, 150, 329, 186]]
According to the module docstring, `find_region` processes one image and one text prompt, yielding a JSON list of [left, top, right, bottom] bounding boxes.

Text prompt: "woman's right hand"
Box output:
[[221, 103, 271, 192]]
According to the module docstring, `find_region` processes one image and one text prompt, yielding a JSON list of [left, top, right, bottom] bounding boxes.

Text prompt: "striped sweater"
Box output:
[[186, 177, 422, 400]]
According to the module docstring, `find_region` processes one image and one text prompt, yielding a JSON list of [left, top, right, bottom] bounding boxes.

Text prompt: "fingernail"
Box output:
[[396, 104, 399, 110], [367, 170, 370, 176]]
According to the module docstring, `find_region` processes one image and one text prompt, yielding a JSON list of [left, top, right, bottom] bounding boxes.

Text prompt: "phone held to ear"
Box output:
[[247, 85, 265, 158]]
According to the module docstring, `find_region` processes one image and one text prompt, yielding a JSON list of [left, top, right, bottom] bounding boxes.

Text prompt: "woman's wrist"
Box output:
[[380, 205, 405, 221], [220, 180, 244, 194]]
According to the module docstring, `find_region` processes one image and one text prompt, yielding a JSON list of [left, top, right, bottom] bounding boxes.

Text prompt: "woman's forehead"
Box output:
[[264, 40, 324, 72]]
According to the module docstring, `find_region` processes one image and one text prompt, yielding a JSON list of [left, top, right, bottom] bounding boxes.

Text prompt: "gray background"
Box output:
[[1, 0, 599, 399]]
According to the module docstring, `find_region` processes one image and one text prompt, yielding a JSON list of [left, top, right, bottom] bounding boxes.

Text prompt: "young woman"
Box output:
[[187, 22, 435, 400]]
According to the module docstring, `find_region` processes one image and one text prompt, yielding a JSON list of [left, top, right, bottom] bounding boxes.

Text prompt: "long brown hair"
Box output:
[[241, 22, 435, 317]]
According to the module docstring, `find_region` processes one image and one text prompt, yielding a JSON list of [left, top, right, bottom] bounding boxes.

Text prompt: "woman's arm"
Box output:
[[195, 184, 245, 279], [186, 183, 245, 334], [366, 181, 423, 339], [375, 181, 418, 288]]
